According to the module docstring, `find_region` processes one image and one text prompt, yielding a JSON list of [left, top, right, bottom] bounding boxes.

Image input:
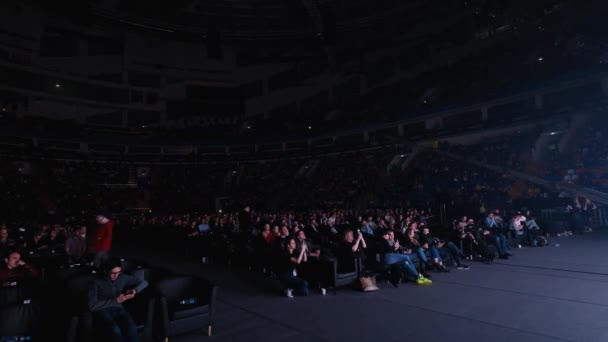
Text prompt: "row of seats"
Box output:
[[0, 260, 218, 342]]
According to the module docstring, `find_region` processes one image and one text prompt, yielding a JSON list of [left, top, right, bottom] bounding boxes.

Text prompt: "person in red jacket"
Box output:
[[90, 213, 113, 269]]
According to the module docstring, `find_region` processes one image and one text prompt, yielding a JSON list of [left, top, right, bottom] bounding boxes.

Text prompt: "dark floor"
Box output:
[[119, 231, 608, 342]]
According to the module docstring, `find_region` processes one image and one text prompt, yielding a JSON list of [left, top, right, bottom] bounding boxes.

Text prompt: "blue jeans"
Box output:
[[492, 235, 509, 256], [427, 246, 442, 262], [383, 253, 419, 277], [441, 241, 464, 266], [94, 307, 137, 342], [282, 272, 309, 296]]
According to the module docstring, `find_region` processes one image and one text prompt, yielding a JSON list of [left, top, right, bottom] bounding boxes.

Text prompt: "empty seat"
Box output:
[[153, 275, 218, 339]]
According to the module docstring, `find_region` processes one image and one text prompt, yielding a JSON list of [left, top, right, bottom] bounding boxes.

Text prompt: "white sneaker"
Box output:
[[285, 289, 293, 298]]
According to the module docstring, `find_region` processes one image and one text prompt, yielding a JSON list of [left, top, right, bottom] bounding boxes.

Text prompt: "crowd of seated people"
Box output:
[[122, 201, 575, 297]]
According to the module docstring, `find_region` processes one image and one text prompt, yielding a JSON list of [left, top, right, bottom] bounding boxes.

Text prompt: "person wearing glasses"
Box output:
[[88, 258, 148, 342]]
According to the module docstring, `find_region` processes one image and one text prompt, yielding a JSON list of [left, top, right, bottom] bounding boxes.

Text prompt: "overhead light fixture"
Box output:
[[55, 83, 61, 88]]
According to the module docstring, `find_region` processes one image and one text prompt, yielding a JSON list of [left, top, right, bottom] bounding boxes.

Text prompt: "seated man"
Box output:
[[0, 251, 40, 286], [0, 227, 15, 258], [484, 213, 511, 259], [452, 225, 493, 264], [379, 230, 431, 286], [88, 258, 149, 342], [420, 227, 469, 270]]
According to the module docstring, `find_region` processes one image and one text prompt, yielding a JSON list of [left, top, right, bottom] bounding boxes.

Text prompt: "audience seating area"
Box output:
[[0, 223, 217, 342]]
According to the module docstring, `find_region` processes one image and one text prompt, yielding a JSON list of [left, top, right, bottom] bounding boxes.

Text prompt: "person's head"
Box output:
[[406, 228, 415, 238], [96, 214, 109, 224], [76, 226, 87, 237], [5, 251, 21, 269], [102, 258, 123, 281], [0, 228, 7, 241], [381, 230, 391, 241], [263, 224, 270, 232], [49, 229, 58, 239], [408, 221, 418, 231], [422, 227, 430, 235], [272, 226, 280, 235], [280, 226, 289, 237], [343, 230, 354, 243], [286, 238, 297, 251], [297, 230, 306, 240], [33, 233, 42, 243], [488, 213, 494, 219]]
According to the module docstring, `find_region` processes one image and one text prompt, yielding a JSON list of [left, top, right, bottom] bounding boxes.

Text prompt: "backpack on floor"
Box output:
[[535, 236, 548, 247], [485, 245, 497, 261]]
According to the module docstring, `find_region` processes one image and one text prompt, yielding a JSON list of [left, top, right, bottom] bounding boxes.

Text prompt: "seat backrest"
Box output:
[[120, 259, 146, 273], [63, 273, 97, 314], [0, 301, 42, 337], [155, 276, 196, 304], [53, 265, 95, 283], [0, 285, 34, 306]]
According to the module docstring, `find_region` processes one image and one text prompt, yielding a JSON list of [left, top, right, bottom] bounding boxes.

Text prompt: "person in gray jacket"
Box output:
[[88, 257, 148, 342]]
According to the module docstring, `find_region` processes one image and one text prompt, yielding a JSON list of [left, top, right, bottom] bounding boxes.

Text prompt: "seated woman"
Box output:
[[379, 230, 431, 286], [27, 233, 48, 253], [259, 224, 276, 275], [404, 228, 449, 273], [278, 238, 309, 297]]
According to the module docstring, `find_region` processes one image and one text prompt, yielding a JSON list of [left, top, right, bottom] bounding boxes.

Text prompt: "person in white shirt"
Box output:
[[510, 212, 527, 245]]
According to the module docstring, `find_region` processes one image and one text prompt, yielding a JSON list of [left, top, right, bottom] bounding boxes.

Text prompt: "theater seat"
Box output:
[[153, 275, 218, 340], [322, 257, 360, 294], [0, 298, 42, 340], [0, 284, 35, 306]]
